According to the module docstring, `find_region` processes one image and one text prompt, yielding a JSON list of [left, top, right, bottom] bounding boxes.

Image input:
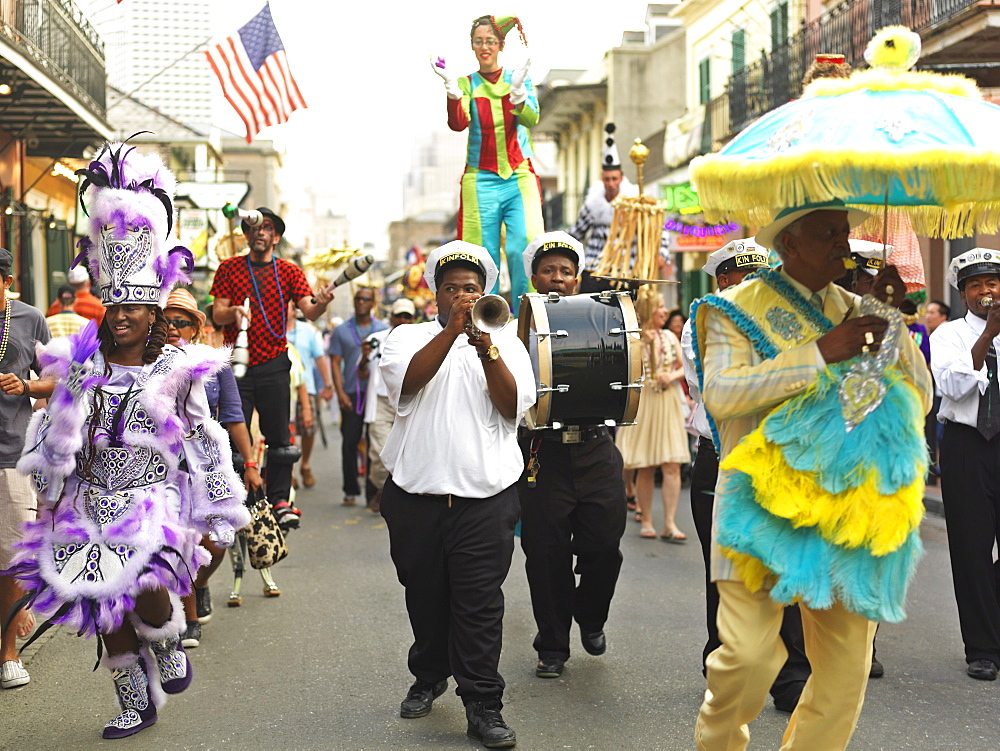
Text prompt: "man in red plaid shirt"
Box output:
[[211, 207, 334, 528]]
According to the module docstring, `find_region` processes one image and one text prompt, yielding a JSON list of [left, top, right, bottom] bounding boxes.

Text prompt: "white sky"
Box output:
[[136, 1, 660, 247]]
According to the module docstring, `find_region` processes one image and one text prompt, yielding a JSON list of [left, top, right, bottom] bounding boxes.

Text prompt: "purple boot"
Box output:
[[148, 634, 192, 695], [103, 655, 157, 739]]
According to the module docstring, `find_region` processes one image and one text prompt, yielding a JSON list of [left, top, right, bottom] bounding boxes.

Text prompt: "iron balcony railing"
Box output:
[[704, 0, 982, 151], [0, 0, 106, 115]]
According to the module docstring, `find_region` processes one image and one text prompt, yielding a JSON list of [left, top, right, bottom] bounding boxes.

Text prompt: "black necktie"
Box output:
[[978, 344, 1000, 441]]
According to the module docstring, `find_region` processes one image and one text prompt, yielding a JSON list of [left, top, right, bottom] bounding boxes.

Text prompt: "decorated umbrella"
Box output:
[[690, 27, 1000, 245]]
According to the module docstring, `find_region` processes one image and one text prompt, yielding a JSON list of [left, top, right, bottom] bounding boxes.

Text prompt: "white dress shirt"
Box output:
[[379, 318, 536, 497], [362, 327, 393, 424], [931, 311, 1000, 428], [680, 318, 712, 441]]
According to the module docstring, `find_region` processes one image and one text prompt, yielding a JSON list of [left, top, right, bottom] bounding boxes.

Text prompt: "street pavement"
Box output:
[[4, 415, 997, 750]]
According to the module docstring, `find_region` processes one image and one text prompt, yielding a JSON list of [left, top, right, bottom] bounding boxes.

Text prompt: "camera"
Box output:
[[365, 334, 382, 356]]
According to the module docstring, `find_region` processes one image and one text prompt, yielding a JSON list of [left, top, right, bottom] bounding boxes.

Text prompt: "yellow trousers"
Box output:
[[695, 580, 877, 751]]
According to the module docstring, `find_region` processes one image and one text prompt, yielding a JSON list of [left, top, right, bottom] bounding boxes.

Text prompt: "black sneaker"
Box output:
[[967, 659, 998, 681], [466, 699, 516, 748], [580, 628, 606, 656], [195, 586, 212, 624], [273, 501, 301, 531], [399, 679, 448, 718], [535, 657, 565, 678], [181, 620, 201, 649], [869, 656, 884, 679]]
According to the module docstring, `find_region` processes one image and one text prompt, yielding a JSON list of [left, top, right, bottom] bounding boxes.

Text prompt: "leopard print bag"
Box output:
[[245, 497, 289, 570]]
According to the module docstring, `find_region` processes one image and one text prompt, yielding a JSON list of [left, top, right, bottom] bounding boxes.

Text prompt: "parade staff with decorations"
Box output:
[[378, 241, 534, 749], [209, 207, 334, 528], [566, 124, 669, 292], [689, 199, 931, 749], [680, 238, 811, 714], [930, 248, 1000, 682], [432, 14, 542, 310], [515, 231, 627, 681], [7, 142, 250, 738]]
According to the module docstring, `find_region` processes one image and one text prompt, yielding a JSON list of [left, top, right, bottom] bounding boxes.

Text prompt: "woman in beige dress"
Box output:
[[616, 295, 691, 541]]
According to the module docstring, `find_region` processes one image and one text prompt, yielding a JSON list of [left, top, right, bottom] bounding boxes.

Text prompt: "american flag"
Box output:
[[205, 3, 307, 143]]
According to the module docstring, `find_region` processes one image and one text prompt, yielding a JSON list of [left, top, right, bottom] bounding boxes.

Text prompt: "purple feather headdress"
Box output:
[[72, 134, 193, 308]]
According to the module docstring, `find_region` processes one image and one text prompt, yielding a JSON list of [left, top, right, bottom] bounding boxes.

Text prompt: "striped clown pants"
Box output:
[[458, 161, 544, 313]]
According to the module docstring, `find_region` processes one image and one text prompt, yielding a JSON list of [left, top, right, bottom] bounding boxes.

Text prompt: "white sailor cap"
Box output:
[[522, 231, 584, 279], [423, 241, 499, 294], [948, 247, 1000, 289], [849, 239, 894, 276], [702, 238, 770, 278]]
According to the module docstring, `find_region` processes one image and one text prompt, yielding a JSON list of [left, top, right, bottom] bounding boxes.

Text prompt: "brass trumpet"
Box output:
[[466, 294, 511, 338]]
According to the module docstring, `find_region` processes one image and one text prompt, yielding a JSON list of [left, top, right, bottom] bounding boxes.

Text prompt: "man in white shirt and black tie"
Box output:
[[930, 248, 1000, 682]]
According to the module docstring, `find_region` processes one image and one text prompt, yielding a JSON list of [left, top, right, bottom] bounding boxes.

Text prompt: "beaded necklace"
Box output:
[[247, 256, 286, 338], [0, 299, 11, 365]]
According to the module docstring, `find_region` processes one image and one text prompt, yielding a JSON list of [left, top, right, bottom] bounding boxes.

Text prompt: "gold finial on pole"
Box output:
[[629, 138, 650, 196]]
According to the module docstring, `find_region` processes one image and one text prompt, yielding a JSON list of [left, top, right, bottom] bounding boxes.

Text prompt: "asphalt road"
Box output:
[[4, 416, 997, 750]]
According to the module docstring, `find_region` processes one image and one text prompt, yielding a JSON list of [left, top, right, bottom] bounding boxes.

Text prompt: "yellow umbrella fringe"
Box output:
[[691, 149, 1000, 238], [804, 69, 981, 100]]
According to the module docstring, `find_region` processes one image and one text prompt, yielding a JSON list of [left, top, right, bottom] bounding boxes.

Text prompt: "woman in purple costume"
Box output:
[[5, 140, 250, 739]]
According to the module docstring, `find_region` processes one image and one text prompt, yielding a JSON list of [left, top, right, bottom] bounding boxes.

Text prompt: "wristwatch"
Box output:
[[480, 344, 500, 362]]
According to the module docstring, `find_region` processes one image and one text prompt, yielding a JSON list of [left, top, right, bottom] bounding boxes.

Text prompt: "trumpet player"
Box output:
[[516, 231, 628, 681], [930, 248, 1000, 682], [378, 241, 534, 748]]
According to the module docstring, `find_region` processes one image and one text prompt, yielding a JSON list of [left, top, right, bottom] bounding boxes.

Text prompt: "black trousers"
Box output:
[[690, 438, 811, 697], [940, 421, 1000, 666], [518, 431, 627, 660], [380, 477, 519, 702], [238, 351, 292, 505], [339, 393, 365, 497]]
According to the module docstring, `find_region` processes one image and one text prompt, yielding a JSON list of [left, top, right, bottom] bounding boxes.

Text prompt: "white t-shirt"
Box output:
[[379, 318, 536, 497]]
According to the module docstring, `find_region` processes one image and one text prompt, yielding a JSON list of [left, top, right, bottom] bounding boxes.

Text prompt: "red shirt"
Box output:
[[46, 290, 106, 323], [210, 256, 314, 366]]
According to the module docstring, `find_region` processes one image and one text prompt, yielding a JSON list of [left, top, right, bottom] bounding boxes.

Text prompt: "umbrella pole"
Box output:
[[881, 187, 890, 264]]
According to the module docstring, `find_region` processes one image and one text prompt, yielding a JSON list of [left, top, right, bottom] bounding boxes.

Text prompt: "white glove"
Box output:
[[430, 55, 462, 100], [509, 57, 531, 105], [207, 516, 236, 548]]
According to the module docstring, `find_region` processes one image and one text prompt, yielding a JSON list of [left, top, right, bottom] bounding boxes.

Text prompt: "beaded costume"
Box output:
[[4, 139, 249, 739]]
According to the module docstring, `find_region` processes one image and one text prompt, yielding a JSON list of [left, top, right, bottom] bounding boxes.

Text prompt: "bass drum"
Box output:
[[518, 291, 642, 430]]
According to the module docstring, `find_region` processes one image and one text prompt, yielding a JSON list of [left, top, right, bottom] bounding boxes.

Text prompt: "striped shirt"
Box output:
[[447, 68, 538, 179], [45, 311, 90, 338]]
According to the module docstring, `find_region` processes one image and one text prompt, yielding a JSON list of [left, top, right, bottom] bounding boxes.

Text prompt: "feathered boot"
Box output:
[[102, 653, 157, 739], [132, 593, 192, 700]]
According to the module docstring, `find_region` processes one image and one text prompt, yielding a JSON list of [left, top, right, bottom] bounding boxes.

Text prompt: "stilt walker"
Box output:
[[432, 13, 544, 312]]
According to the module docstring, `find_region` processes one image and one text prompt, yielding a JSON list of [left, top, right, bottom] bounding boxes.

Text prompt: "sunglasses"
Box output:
[[166, 318, 195, 329], [354, 296, 374, 303], [395, 312, 414, 319]]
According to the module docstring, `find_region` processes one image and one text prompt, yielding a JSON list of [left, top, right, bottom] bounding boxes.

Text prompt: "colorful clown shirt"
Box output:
[[448, 68, 538, 179]]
